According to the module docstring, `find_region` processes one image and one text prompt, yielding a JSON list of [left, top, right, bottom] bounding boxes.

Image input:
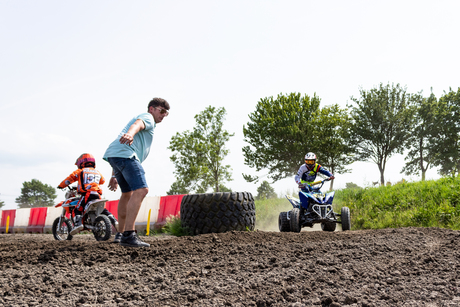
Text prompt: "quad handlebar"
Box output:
[[300, 177, 333, 190]]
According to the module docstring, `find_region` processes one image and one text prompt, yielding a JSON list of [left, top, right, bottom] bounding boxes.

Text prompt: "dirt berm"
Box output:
[[0, 227, 459, 306]]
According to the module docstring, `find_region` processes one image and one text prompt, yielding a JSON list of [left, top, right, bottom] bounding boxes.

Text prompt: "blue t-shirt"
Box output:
[[103, 113, 156, 163]]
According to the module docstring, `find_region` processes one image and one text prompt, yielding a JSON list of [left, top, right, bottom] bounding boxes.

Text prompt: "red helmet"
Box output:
[[75, 153, 96, 169]]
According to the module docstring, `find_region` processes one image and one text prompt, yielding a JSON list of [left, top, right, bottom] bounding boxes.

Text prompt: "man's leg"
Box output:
[[117, 191, 133, 234], [124, 187, 148, 231]]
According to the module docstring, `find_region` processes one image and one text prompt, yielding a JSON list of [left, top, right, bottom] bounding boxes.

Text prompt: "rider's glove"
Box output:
[[298, 183, 304, 189], [329, 176, 335, 180], [57, 186, 63, 190]]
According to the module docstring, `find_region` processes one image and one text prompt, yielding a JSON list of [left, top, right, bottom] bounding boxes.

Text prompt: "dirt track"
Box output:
[[0, 227, 460, 307]]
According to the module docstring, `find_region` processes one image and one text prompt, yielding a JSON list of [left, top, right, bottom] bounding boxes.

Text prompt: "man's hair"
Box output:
[[148, 98, 170, 111]]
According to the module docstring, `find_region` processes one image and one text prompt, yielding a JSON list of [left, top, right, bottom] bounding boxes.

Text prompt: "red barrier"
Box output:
[[26, 207, 48, 233], [105, 200, 119, 219], [157, 194, 185, 225], [0, 210, 16, 233]]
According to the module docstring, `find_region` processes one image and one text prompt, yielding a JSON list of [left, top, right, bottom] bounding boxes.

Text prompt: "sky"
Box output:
[[1, 1, 459, 210]]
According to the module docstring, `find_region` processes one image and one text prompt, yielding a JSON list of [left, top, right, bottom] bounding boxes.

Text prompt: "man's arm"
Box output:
[[119, 119, 145, 146]]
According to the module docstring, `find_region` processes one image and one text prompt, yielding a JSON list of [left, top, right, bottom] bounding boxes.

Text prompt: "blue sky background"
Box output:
[[1, 1, 459, 209]]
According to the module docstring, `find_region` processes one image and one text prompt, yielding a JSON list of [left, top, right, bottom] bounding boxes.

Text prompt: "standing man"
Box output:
[[104, 97, 170, 247]]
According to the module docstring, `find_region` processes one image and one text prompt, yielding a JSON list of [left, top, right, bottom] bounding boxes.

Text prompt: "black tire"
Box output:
[[52, 218, 73, 241], [290, 208, 301, 233], [321, 221, 336, 232], [180, 192, 256, 235], [93, 215, 112, 241], [341, 206, 351, 231], [278, 212, 290, 232]]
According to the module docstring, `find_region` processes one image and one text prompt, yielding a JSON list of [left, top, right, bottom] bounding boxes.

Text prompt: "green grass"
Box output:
[[146, 216, 191, 237], [334, 176, 460, 230]]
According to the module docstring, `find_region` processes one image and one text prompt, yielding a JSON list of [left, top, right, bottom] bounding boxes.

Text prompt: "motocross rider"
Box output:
[[57, 153, 117, 235], [295, 152, 334, 210]]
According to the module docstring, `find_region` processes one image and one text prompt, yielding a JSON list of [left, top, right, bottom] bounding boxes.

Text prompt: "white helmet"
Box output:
[[304, 152, 317, 161]]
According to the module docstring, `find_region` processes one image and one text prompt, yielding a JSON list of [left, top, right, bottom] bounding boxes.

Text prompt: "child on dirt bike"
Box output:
[[57, 153, 118, 234], [295, 152, 334, 211]]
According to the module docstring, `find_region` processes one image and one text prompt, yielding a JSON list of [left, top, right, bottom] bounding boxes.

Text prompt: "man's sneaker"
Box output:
[[120, 231, 150, 248], [113, 232, 122, 243], [70, 215, 83, 235]]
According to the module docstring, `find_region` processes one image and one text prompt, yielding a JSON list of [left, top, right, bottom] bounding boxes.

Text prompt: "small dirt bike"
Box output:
[[52, 186, 113, 241], [278, 178, 351, 233]]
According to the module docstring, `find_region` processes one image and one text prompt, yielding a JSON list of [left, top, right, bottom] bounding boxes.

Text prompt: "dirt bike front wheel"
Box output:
[[93, 215, 112, 241], [52, 218, 73, 241]]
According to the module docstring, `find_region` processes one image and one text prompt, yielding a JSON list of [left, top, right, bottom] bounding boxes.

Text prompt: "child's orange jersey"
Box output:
[[58, 167, 105, 195]]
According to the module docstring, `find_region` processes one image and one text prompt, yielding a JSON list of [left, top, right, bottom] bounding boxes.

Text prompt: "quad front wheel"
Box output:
[[52, 218, 73, 241], [341, 206, 351, 231], [93, 215, 112, 241], [290, 208, 302, 233], [278, 212, 290, 232]]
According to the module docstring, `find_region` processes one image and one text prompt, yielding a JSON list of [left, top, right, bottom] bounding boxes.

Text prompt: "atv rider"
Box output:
[[295, 152, 334, 211], [57, 153, 118, 234]]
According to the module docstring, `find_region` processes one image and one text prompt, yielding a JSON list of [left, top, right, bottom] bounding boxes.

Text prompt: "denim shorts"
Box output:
[[107, 157, 148, 193]]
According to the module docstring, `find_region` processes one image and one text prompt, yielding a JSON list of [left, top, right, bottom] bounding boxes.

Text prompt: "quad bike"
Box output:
[[278, 178, 351, 233], [52, 186, 116, 241]]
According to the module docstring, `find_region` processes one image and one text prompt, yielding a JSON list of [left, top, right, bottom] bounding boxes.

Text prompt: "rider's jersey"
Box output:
[[295, 163, 333, 185], [58, 167, 105, 195]]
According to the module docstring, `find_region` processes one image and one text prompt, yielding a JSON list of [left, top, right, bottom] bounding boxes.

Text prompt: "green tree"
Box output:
[[348, 83, 417, 185], [256, 180, 277, 200], [243, 93, 321, 182], [15, 179, 57, 208], [166, 181, 190, 195], [168, 106, 234, 193], [401, 91, 437, 180], [431, 88, 460, 176], [0, 199, 4, 209], [312, 104, 357, 190], [345, 182, 362, 190]]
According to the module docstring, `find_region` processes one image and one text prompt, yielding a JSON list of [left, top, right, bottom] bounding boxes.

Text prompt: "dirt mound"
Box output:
[[1, 227, 460, 306]]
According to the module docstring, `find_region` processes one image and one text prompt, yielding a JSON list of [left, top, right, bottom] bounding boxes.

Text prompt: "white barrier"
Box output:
[[12, 208, 31, 233], [44, 207, 65, 234], [134, 196, 161, 232]]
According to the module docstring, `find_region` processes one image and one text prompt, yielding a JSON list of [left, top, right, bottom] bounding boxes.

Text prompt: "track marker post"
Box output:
[[6, 216, 10, 234], [146, 209, 151, 236]]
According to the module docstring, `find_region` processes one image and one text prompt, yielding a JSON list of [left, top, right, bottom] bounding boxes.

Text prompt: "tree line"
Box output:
[[243, 83, 460, 188], [169, 82, 460, 196]]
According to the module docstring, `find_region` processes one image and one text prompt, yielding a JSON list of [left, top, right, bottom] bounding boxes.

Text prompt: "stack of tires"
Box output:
[[180, 192, 256, 235]]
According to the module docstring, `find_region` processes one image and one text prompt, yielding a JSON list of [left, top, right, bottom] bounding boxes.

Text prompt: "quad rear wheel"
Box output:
[[278, 212, 290, 232], [321, 221, 336, 232]]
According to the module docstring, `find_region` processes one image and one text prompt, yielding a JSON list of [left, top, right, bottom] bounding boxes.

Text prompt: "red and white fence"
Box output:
[[0, 195, 185, 234]]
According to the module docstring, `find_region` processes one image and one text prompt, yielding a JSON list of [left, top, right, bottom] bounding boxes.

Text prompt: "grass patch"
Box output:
[[334, 175, 460, 230], [147, 216, 191, 237]]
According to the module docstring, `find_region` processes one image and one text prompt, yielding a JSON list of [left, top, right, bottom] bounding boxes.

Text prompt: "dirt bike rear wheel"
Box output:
[[93, 215, 112, 241], [341, 206, 351, 231], [278, 212, 290, 232], [181, 192, 256, 235], [290, 208, 302, 233], [52, 218, 73, 241], [321, 221, 336, 232]]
